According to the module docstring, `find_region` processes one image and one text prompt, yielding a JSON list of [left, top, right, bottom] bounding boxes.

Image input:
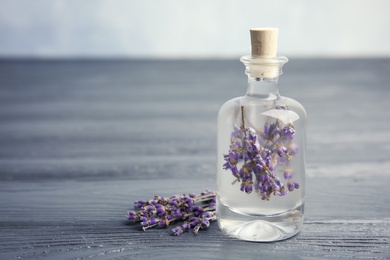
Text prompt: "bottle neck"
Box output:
[[246, 76, 280, 100], [240, 55, 288, 100]]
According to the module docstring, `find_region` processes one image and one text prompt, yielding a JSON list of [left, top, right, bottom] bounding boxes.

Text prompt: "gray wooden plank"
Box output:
[[0, 177, 389, 259]]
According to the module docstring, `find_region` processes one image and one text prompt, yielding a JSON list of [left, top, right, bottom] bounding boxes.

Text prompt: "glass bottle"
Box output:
[[216, 28, 307, 242]]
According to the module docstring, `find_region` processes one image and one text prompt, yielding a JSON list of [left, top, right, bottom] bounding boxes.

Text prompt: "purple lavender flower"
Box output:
[[156, 204, 166, 216], [149, 217, 158, 225], [279, 189, 287, 196], [127, 191, 216, 236], [222, 106, 300, 200], [173, 209, 182, 219], [277, 146, 288, 157], [145, 205, 156, 213], [223, 152, 239, 176], [287, 182, 295, 192], [244, 184, 253, 193], [281, 124, 295, 138], [158, 219, 167, 227], [182, 222, 191, 229], [140, 216, 148, 227], [127, 211, 137, 221], [172, 227, 183, 236], [283, 168, 294, 179], [173, 211, 216, 235], [262, 121, 280, 141], [169, 200, 178, 207], [193, 224, 201, 234], [183, 196, 193, 207], [134, 200, 147, 209], [201, 218, 210, 227], [188, 217, 199, 225]]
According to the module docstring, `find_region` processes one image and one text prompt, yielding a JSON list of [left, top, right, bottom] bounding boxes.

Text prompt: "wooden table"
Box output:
[[0, 59, 389, 259]]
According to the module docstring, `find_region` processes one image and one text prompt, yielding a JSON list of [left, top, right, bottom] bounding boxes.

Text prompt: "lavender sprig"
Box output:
[[223, 106, 300, 200], [127, 191, 216, 236]]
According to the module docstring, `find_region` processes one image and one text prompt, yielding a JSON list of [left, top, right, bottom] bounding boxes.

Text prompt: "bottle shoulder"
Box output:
[[218, 95, 307, 123], [218, 96, 243, 120], [218, 96, 243, 111]]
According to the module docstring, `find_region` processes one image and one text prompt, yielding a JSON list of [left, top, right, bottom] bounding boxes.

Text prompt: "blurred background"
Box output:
[[1, 0, 389, 58]]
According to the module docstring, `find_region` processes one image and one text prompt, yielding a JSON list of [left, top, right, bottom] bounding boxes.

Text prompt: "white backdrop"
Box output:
[[1, 0, 389, 58]]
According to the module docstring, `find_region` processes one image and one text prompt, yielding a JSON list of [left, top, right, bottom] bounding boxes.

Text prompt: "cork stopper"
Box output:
[[250, 28, 278, 57], [241, 27, 286, 78]]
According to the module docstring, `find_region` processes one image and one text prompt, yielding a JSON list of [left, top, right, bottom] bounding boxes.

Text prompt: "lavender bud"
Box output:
[[174, 210, 182, 219], [282, 125, 295, 137], [284, 170, 293, 179], [156, 205, 165, 216], [202, 212, 211, 218], [279, 190, 287, 196], [127, 211, 136, 220], [202, 219, 210, 227], [146, 205, 155, 212], [149, 217, 158, 225], [169, 200, 178, 206], [182, 223, 191, 229], [193, 224, 201, 234], [172, 227, 183, 236], [245, 185, 253, 194], [140, 217, 148, 227], [134, 200, 146, 209], [259, 174, 265, 182], [277, 146, 288, 157]]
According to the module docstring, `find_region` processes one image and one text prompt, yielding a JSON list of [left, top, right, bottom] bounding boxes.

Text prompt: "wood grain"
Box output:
[[0, 59, 389, 259]]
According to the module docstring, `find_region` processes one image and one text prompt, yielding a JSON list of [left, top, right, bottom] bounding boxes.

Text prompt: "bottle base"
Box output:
[[217, 202, 304, 242]]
